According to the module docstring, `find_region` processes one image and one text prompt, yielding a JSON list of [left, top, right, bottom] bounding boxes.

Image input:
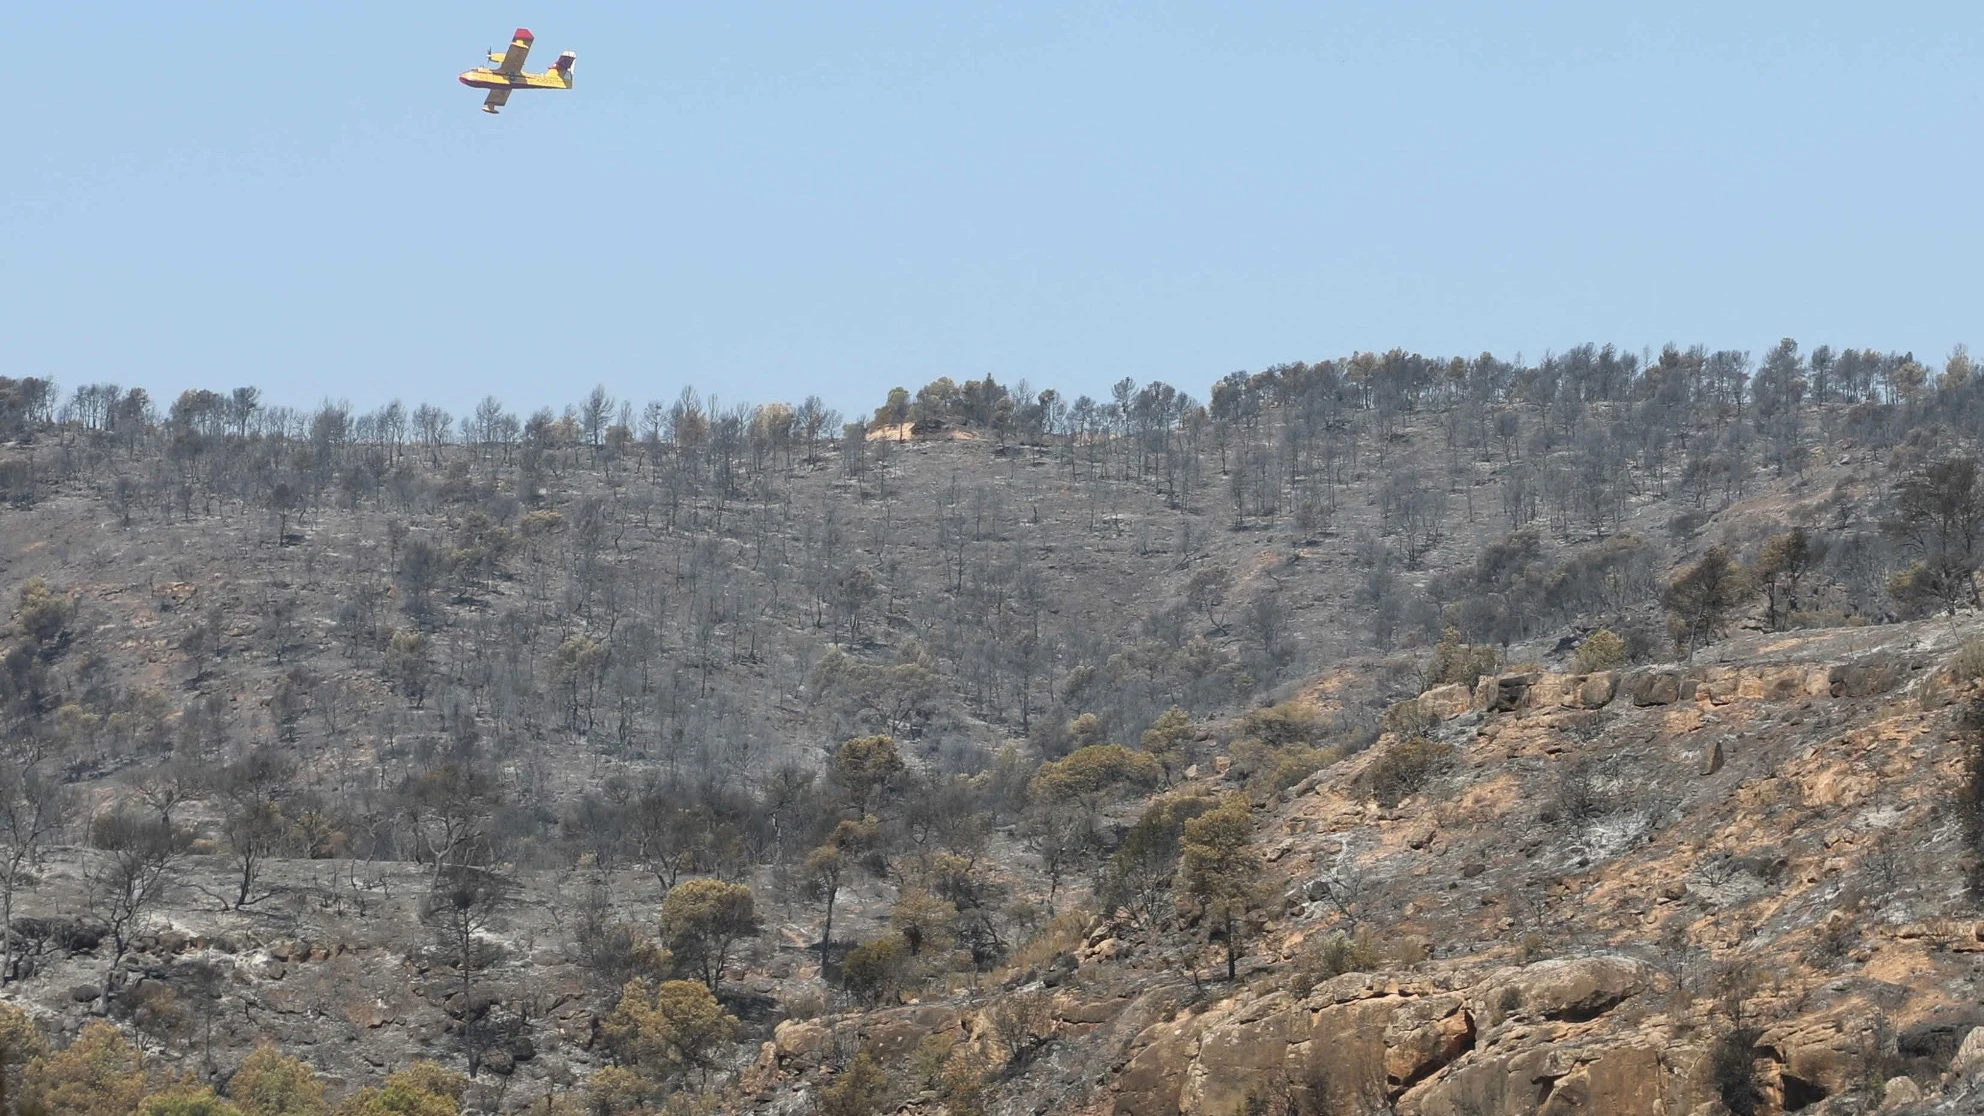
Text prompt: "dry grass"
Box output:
[[1949, 639, 1984, 684], [1003, 907, 1091, 978], [1287, 927, 1381, 997]]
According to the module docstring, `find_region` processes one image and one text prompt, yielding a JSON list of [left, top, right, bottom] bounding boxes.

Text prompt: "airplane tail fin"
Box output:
[[552, 51, 576, 85]]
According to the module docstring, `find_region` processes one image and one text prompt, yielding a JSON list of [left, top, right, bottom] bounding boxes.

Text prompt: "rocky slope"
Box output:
[[4, 613, 1983, 1116], [753, 617, 1984, 1116]]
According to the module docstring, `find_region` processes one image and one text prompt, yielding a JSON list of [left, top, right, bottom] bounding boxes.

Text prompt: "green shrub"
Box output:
[[839, 938, 907, 1005], [1230, 739, 1341, 795], [816, 1052, 890, 1116], [1289, 928, 1381, 996], [1380, 697, 1435, 737], [1028, 744, 1161, 810], [1572, 629, 1627, 673], [1262, 744, 1340, 793], [1367, 737, 1455, 808], [1239, 702, 1324, 748], [1423, 628, 1500, 690]]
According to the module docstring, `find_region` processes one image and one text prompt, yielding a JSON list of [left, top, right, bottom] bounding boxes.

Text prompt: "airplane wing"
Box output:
[[496, 28, 533, 76], [482, 88, 511, 114]]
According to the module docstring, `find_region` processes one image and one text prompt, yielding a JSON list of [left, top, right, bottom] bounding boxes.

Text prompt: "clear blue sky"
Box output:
[[6, 1, 1980, 420]]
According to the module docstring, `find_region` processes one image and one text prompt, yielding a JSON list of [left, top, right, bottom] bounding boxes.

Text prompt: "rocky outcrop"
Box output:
[[1626, 669, 1684, 706], [1482, 654, 1922, 715], [1110, 961, 1669, 1116], [1480, 673, 1541, 713], [1179, 993, 1297, 1115], [1473, 671, 1621, 715], [1111, 978, 1478, 1116], [1114, 1011, 1208, 1116], [1032, 633, 1982, 1116], [1694, 664, 1832, 704], [1471, 956, 1650, 1029], [1402, 1041, 1679, 1116], [767, 1004, 963, 1076], [1830, 657, 1904, 698], [1950, 1025, 1984, 1080], [1879, 1075, 1923, 1110], [1419, 683, 1475, 722]]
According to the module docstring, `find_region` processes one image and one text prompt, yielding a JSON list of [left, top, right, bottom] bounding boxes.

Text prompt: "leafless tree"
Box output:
[[421, 864, 518, 1076], [0, 741, 72, 983], [87, 809, 189, 996], [214, 747, 295, 910]]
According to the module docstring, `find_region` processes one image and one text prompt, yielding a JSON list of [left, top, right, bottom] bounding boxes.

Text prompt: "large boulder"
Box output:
[[1697, 667, 1742, 704], [772, 1019, 829, 1067], [1485, 673, 1540, 713], [1627, 670, 1682, 707], [1473, 957, 1650, 1029], [1951, 1025, 1984, 1079], [1740, 666, 1827, 701], [1419, 683, 1475, 722], [1831, 658, 1903, 699], [1879, 1075, 1923, 1110], [861, 1004, 961, 1062], [1573, 672, 1619, 709]]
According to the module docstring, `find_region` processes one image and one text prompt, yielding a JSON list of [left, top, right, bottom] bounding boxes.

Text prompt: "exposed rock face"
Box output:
[[1472, 957, 1649, 1028], [1073, 628, 1984, 1116], [1574, 672, 1618, 709], [1765, 1015, 1880, 1105], [861, 1005, 962, 1062], [1472, 671, 1623, 715], [1693, 663, 1831, 704], [1178, 994, 1296, 1116], [1950, 1025, 1984, 1079], [1113, 980, 1461, 1116], [1114, 971, 1642, 1116], [1105, 960, 1683, 1116], [766, 1005, 962, 1075], [1482, 673, 1539, 713], [1418, 683, 1475, 722], [1830, 658, 1903, 698], [1381, 993, 1475, 1093], [1403, 1041, 1680, 1116], [1114, 1013, 1207, 1116], [771, 1018, 830, 1066], [1628, 669, 1682, 706]]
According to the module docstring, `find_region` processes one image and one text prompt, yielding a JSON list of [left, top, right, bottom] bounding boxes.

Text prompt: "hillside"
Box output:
[[0, 344, 1980, 1115]]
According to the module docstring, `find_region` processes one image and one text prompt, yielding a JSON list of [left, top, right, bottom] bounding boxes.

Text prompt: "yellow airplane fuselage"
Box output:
[[462, 31, 573, 113], [457, 67, 573, 91]]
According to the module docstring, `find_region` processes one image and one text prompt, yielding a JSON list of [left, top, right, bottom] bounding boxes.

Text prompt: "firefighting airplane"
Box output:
[[458, 28, 575, 114]]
